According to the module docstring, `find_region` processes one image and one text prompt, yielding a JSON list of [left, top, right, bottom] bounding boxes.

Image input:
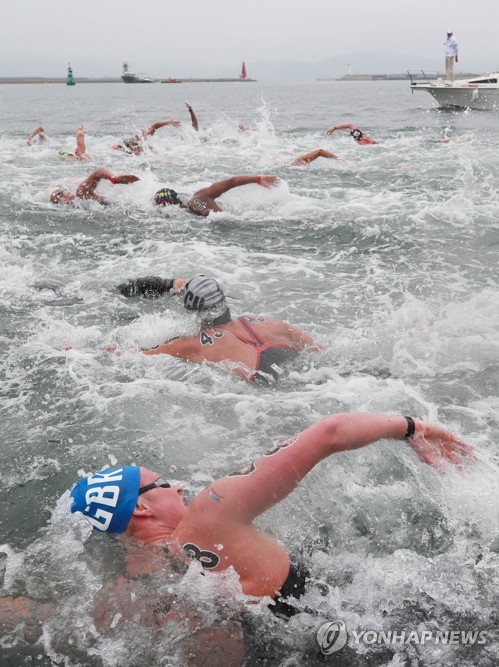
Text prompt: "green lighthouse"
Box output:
[[66, 64, 76, 86]]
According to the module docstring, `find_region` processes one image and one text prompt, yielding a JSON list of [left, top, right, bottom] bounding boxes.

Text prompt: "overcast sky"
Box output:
[[2, 0, 498, 78]]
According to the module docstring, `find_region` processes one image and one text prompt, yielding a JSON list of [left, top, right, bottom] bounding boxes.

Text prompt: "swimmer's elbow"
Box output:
[[315, 414, 350, 455]]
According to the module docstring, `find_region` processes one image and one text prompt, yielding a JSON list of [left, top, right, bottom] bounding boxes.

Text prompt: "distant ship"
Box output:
[[121, 62, 155, 83]]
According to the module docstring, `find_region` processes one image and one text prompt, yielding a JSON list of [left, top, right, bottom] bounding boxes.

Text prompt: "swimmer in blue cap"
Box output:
[[69, 414, 472, 619], [0, 414, 473, 653], [50, 168, 139, 206], [153, 174, 280, 217]]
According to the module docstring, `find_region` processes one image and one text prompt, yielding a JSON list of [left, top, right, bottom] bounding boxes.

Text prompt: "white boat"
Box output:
[[409, 72, 499, 110]]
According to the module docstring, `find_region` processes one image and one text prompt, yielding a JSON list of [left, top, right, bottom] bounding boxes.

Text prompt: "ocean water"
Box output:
[[1, 81, 499, 666]]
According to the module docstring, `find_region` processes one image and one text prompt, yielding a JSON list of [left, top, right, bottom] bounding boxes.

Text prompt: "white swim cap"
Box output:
[[183, 276, 226, 312]]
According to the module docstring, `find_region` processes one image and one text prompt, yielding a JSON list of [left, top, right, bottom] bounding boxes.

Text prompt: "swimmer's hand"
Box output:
[[408, 419, 474, 469], [111, 175, 140, 185], [326, 126, 337, 135], [258, 175, 280, 189], [172, 278, 188, 294]]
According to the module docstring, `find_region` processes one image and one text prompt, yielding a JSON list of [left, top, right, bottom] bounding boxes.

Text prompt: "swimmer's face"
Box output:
[[134, 467, 188, 528], [50, 188, 75, 205]]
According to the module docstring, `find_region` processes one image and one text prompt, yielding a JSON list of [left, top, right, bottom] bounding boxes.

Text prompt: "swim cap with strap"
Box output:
[[154, 188, 181, 206], [183, 276, 226, 312], [70, 466, 140, 533]]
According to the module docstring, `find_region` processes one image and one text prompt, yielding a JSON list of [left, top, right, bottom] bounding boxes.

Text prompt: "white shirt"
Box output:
[[445, 35, 458, 57]]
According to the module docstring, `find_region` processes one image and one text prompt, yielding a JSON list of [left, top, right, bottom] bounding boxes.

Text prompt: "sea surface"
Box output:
[[1, 81, 499, 666]]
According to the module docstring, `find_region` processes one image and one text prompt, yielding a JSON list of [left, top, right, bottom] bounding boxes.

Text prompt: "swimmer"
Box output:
[[26, 126, 47, 145], [326, 123, 377, 145], [112, 275, 319, 383], [50, 168, 139, 206], [291, 148, 342, 166], [153, 174, 279, 217], [58, 125, 91, 161], [67, 413, 472, 621], [112, 120, 182, 154]]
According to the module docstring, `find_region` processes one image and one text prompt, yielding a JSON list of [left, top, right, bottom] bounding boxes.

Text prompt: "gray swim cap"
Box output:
[[183, 276, 226, 312]]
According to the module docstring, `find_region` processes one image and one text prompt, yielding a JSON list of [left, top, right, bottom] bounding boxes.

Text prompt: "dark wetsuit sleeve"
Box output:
[[117, 276, 175, 298]]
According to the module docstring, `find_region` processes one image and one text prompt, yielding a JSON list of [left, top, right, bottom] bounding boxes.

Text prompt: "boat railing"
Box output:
[[407, 70, 443, 85]]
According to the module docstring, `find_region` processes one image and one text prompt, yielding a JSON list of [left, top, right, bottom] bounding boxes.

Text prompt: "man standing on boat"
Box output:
[[445, 30, 458, 82]]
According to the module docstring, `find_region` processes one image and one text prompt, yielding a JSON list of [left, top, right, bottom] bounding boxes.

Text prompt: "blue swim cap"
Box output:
[[70, 466, 140, 534]]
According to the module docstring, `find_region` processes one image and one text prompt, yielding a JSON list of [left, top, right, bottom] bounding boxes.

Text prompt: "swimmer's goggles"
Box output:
[[138, 477, 171, 495]]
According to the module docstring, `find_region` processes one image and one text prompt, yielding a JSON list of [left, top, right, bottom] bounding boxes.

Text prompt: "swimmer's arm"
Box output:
[[0, 596, 54, 641], [142, 335, 201, 360], [207, 414, 473, 521], [200, 175, 280, 200], [294, 149, 339, 164], [76, 169, 139, 200], [94, 578, 245, 665], [27, 126, 46, 145], [76, 168, 113, 199], [105, 333, 187, 356], [185, 103, 199, 131], [75, 124, 87, 157], [116, 276, 185, 298], [326, 123, 356, 135], [147, 120, 181, 136]]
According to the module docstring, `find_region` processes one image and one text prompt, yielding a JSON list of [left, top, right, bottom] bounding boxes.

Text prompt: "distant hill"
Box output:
[[235, 52, 442, 81], [220, 51, 494, 82]]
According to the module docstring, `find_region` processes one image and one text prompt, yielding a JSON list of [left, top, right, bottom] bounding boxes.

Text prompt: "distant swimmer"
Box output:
[[326, 123, 377, 145], [112, 120, 182, 154], [291, 148, 342, 166], [50, 168, 139, 206], [26, 126, 47, 145], [153, 174, 279, 216], [112, 275, 319, 383], [58, 125, 91, 161]]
